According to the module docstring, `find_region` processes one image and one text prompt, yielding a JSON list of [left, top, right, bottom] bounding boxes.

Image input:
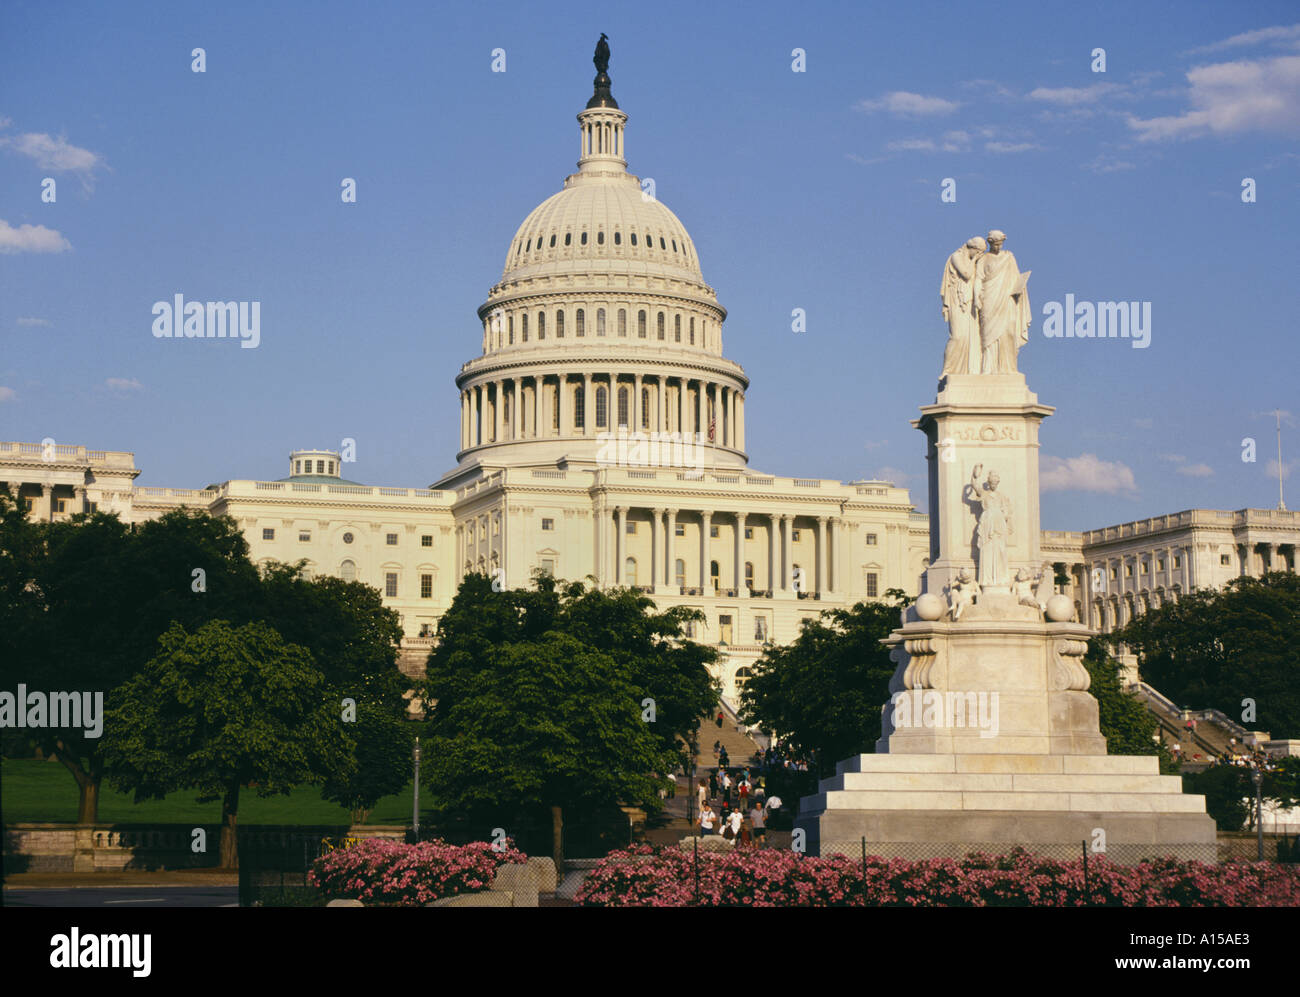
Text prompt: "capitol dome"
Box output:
[[443, 44, 749, 484]]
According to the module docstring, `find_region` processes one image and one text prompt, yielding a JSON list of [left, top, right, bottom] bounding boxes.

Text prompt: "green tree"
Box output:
[[320, 699, 414, 824], [421, 574, 716, 869], [1082, 639, 1176, 773], [738, 598, 903, 776], [1112, 571, 1300, 737], [102, 620, 349, 867]]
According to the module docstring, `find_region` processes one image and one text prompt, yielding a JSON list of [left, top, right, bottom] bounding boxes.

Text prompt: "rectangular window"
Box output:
[[684, 618, 697, 638], [1173, 556, 1181, 569], [744, 527, 753, 540], [1220, 554, 1231, 566], [422, 534, 433, 547], [626, 521, 636, 534], [86, 501, 97, 514], [387, 533, 399, 546], [754, 617, 768, 641], [542, 518, 555, 531], [866, 572, 879, 598], [1111, 567, 1119, 579], [541, 558, 556, 576], [263, 528, 275, 541], [719, 615, 733, 644], [1156, 559, 1164, 571], [574, 386, 585, 429], [299, 531, 311, 543], [618, 309, 627, 337], [420, 574, 433, 598], [865, 533, 878, 546], [23, 498, 33, 512], [1125, 564, 1133, 577], [792, 529, 801, 542], [1140, 561, 1148, 573], [675, 524, 685, 537], [385, 572, 398, 597], [55, 498, 67, 513], [710, 526, 719, 538]]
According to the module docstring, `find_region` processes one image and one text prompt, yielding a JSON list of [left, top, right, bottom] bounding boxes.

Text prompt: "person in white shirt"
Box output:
[[698, 805, 717, 835], [727, 808, 744, 839]]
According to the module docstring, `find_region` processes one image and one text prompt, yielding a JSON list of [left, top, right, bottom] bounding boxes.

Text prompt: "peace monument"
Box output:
[[795, 235, 1216, 861]]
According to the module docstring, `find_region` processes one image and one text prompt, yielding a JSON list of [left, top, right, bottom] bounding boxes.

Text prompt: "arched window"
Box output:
[[614, 230, 621, 245], [525, 238, 531, 252], [596, 308, 606, 336], [657, 312, 665, 340], [617, 387, 629, 427], [641, 387, 650, 429], [689, 317, 695, 344], [660, 237, 666, 249], [618, 309, 627, 337], [596, 385, 608, 428], [521, 313, 528, 341], [555, 310, 564, 338], [537, 312, 545, 339], [574, 385, 585, 429], [637, 310, 647, 338], [564, 232, 571, 246], [710, 560, 720, 592], [630, 232, 637, 246], [340, 559, 357, 582], [581, 231, 588, 245], [576, 308, 585, 337], [674, 314, 681, 342], [675, 558, 686, 588], [625, 557, 637, 586], [597, 230, 604, 245], [734, 666, 754, 689], [508, 315, 514, 344]]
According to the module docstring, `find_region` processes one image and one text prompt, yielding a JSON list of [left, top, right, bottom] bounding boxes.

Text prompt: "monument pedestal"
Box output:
[[794, 362, 1216, 864]]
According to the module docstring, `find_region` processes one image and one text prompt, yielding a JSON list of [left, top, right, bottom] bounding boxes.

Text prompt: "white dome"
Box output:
[[502, 171, 705, 285]]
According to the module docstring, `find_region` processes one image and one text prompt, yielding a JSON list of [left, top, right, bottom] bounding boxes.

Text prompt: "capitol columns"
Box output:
[[614, 506, 627, 585], [727, 389, 736, 447], [632, 373, 643, 431], [816, 515, 828, 595], [735, 511, 747, 595], [511, 379, 521, 441], [769, 513, 780, 593], [737, 393, 745, 452], [679, 377, 690, 437], [828, 516, 839, 595], [700, 510, 712, 590], [657, 377, 666, 435], [648, 507, 663, 593], [493, 381, 504, 443], [781, 513, 794, 595], [582, 374, 593, 437], [665, 508, 677, 590], [557, 374, 568, 437], [469, 386, 480, 447]]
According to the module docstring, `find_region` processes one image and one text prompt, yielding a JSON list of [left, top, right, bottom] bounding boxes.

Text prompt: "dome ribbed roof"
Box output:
[[501, 172, 704, 285]]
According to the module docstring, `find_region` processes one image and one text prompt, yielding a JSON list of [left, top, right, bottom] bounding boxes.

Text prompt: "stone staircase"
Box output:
[[691, 706, 764, 774]]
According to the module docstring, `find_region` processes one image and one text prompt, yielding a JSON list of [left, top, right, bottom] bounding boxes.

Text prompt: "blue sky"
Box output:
[[1, 0, 1296, 531]]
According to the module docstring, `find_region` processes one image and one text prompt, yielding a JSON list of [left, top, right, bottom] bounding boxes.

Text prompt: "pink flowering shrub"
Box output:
[[308, 838, 526, 907], [574, 845, 1300, 907]]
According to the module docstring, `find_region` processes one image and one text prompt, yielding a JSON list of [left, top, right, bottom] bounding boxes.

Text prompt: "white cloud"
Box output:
[[0, 386, 16, 403], [0, 218, 71, 254], [1027, 83, 1123, 105], [1186, 23, 1300, 55], [886, 138, 936, 152], [1041, 453, 1138, 494], [0, 131, 104, 191], [16, 316, 51, 326], [1085, 154, 1136, 173], [875, 466, 913, 487], [1266, 458, 1296, 482], [1128, 54, 1300, 141], [863, 439, 889, 451], [985, 141, 1039, 154], [856, 91, 961, 115], [1176, 463, 1215, 478], [105, 377, 142, 393]]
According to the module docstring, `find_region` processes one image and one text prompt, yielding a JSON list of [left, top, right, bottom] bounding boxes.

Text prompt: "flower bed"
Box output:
[[574, 844, 1300, 907], [308, 838, 526, 907]]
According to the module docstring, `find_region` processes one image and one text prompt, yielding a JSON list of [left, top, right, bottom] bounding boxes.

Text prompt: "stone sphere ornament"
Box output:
[[1045, 594, 1075, 622], [914, 592, 946, 621]]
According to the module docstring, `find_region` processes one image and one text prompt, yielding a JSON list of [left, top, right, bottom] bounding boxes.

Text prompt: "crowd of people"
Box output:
[[694, 768, 778, 846]]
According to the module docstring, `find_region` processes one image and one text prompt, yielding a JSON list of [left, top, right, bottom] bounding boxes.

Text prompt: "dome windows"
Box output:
[[549, 234, 556, 248], [674, 314, 681, 342], [630, 232, 637, 246], [657, 312, 665, 340], [596, 308, 606, 336], [672, 239, 678, 252], [660, 237, 667, 250], [564, 232, 571, 246], [595, 385, 608, 427], [555, 310, 564, 337], [576, 308, 585, 337], [637, 310, 647, 338], [597, 230, 605, 245], [689, 317, 695, 344], [645, 232, 652, 248], [617, 309, 627, 337], [521, 313, 529, 341], [581, 231, 588, 245], [613, 230, 621, 246], [537, 311, 546, 339]]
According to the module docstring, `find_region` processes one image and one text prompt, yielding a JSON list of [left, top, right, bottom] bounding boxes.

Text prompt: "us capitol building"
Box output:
[[4, 52, 1298, 700]]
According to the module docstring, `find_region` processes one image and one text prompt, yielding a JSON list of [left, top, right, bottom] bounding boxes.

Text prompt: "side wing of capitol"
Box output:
[[4, 62, 1297, 699]]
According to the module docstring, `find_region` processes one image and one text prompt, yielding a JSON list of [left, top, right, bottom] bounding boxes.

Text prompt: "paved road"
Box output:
[[4, 886, 238, 907]]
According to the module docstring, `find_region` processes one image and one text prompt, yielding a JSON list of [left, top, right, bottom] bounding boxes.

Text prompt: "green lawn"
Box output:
[[1, 757, 422, 826]]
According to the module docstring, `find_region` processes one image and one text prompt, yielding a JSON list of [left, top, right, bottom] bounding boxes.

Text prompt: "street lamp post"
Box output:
[[412, 737, 421, 841], [1252, 765, 1263, 861]]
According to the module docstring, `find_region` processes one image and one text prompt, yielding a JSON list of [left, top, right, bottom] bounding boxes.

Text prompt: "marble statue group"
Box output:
[[940, 229, 1031, 376]]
